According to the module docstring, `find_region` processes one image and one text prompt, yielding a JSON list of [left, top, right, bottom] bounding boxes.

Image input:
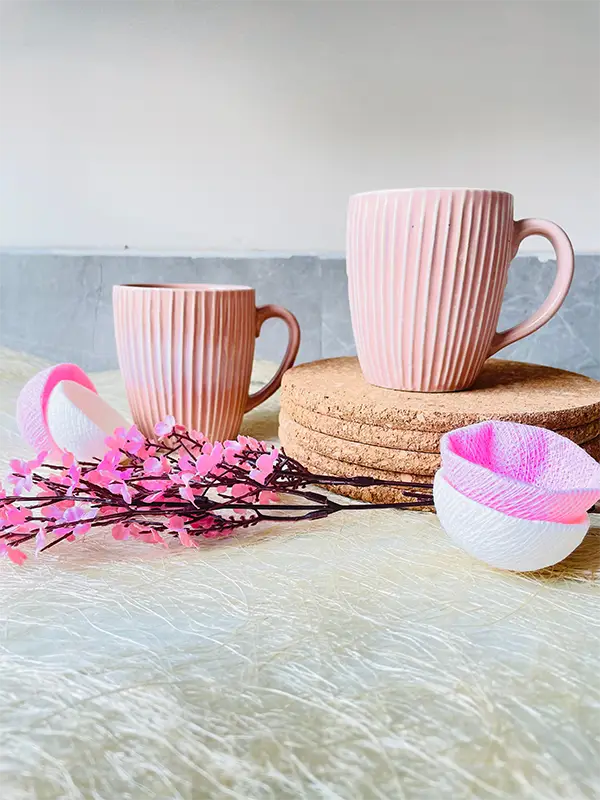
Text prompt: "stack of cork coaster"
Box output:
[[279, 357, 600, 508]]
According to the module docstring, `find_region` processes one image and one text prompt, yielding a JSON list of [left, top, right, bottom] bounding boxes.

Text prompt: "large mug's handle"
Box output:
[[246, 305, 301, 412], [488, 218, 574, 356]]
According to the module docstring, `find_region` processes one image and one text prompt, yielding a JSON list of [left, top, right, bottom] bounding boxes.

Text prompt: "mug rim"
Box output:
[[350, 187, 513, 198], [115, 283, 254, 292]]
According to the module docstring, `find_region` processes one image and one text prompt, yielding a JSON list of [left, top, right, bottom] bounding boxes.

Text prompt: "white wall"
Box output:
[[0, 0, 598, 253]]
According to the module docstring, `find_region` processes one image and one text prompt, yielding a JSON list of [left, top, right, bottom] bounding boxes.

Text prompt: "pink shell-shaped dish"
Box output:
[[440, 420, 600, 523], [16, 364, 97, 456]]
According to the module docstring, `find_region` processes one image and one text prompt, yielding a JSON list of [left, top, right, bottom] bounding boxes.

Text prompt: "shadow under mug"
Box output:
[[347, 188, 575, 392], [113, 283, 300, 441]]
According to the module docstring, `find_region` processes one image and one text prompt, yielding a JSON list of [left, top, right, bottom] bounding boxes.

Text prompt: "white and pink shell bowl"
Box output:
[[434, 420, 600, 571], [16, 364, 129, 461], [16, 364, 98, 457]]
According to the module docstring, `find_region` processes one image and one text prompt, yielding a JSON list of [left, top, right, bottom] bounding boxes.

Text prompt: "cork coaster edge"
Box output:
[[281, 357, 600, 432], [280, 410, 441, 473], [281, 397, 441, 452], [282, 440, 435, 509], [281, 396, 600, 450]]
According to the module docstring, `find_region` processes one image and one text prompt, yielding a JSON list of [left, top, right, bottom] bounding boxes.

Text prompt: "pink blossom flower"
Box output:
[[194, 455, 213, 477], [62, 505, 96, 523], [167, 515, 187, 534], [98, 449, 121, 472], [170, 470, 197, 504], [178, 454, 195, 474], [6, 452, 47, 495], [249, 450, 279, 485], [105, 427, 128, 451], [179, 484, 196, 504], [223, 444, 242, 466], [231, 482, 253, 499], [178, 530, 198, 548], [139, 478, 170, 494], [143, 456, 170, 476], [114, 521, 163, 542], [35, 528, 47, 552], [0, 541, 27, 565], [41, 500, 75, 519], [166, 515, 197, 547], [116, 521, 155, 540], [259, 491, 279, 504], [11, 549, 28, 565], [194, 442, 224, 476], [64, 462, 82, 497], [145, 489, 168, 503], [155, 415, 176, 438], [136, 529, 167, 547], [62, 505, 97, 537], [203, 529, 227, 540], [86, 457, 126, 486], [10, 520, 40, 535], [238, 435, 260, 450], [189, 430, 207, 445], [98, 506, 116, 517], [190, 517, 214, 530], [0, 506, 29, 528], [115, 466, 134, 481], [108, 480, 133, 504], [111, 522, 130, 540], [86, 469, 113, 488], [122, 425, 145, 454]]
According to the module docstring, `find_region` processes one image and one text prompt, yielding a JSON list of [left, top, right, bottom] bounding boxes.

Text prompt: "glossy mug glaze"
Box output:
[[347, 188, 574, 392], [113, 284, 300, 441]]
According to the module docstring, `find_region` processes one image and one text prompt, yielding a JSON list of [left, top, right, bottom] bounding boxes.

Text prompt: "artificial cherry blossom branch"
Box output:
[[0, 416, 433, 564]]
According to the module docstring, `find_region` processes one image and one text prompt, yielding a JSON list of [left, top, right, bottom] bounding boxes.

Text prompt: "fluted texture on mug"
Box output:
[[347, 189, 514, 392], [114, 287, 255, 441]]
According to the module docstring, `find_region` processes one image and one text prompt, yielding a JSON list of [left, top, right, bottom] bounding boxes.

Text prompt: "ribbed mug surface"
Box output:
[[114, 284, 300, 440], [347, 188, 574, 392]]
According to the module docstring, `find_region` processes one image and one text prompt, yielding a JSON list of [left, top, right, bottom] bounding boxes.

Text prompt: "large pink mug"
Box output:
[[347, 188, 574, 392], [113, 284, 300, 440]]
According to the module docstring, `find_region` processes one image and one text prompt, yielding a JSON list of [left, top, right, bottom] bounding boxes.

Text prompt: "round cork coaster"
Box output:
[[281, 358, 600, 433], [281, 396, 600, 452], [281, 438, 435, 508], [280, 410, 441, 473]]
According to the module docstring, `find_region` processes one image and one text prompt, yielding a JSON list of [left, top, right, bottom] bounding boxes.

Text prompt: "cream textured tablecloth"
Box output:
[[1, 347, 599, 800]]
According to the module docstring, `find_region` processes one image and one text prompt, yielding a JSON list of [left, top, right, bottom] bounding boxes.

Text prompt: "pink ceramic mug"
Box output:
[[113, 284, 300, 440], [347, 188, 574, 392]]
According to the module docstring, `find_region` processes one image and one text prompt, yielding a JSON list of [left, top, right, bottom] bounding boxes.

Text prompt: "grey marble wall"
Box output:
[[0, 253, 598, 379]]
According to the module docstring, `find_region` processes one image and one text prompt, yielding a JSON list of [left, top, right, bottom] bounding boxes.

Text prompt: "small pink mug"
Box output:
[[113, 284, 300, 441], [347, 188, 574, 392]]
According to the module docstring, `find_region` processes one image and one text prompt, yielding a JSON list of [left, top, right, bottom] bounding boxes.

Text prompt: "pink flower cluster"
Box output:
[[0, 418, 284, 564], [1, 417, 433, 565]]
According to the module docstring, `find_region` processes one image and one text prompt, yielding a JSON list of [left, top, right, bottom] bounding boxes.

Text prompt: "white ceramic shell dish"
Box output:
[[16, 363, 98, 457], [46, 380, 129, 461], [433, 470, 590, 572]]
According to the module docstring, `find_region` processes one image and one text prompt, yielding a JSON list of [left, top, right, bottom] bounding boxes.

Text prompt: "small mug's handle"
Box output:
[[246, 305, 301, 412], [488, 218, 574, 356]]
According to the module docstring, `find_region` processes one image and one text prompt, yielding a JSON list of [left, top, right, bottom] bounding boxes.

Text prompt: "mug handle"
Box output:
[[488, 218, 574, 356], [246, 305, 301, 412]]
